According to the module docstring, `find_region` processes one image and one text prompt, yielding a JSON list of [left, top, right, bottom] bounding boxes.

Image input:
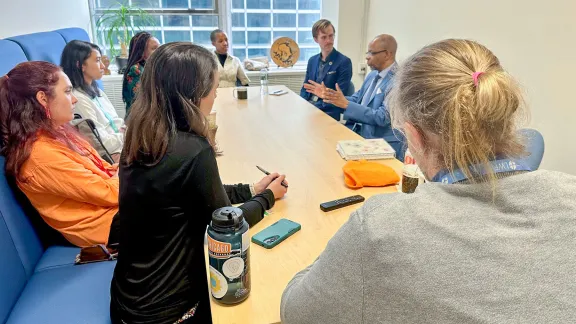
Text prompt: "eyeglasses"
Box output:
[[366, 49, 387, 56]]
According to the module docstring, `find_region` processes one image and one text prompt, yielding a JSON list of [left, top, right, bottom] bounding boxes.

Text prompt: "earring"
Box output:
[[44, 106, 51, 119]]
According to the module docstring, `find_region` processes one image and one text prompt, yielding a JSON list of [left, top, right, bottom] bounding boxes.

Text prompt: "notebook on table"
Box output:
[[336, 139, 396, 161]]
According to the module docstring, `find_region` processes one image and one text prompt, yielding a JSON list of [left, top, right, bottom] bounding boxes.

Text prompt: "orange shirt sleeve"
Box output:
[[22, 156, 119, 207]]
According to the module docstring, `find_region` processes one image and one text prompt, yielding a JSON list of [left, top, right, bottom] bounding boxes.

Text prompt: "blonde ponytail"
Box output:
[[390, 39, 527, 186]]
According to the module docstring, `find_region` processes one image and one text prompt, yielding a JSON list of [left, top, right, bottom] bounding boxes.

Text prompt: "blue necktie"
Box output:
[[360, 75, 381, 106]]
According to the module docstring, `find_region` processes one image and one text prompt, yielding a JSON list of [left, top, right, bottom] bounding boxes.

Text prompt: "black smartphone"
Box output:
[[75, 244, 112, 265]]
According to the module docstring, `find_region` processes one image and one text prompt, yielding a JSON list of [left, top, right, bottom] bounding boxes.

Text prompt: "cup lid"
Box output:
[[211, 207, 244, 229]]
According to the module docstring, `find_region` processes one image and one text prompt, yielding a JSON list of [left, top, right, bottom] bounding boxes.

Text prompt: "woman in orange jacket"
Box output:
[[0, 61, 119, 247]]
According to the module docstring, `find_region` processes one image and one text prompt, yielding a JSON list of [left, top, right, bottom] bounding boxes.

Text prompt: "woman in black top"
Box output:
[[110, 42, 288, 324]]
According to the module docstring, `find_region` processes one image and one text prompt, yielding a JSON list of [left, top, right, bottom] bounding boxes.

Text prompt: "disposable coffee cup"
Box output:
[[401, 164, 419, 194]]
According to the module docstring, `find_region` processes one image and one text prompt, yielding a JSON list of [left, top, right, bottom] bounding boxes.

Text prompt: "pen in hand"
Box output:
[[256, 165, 289, 188]]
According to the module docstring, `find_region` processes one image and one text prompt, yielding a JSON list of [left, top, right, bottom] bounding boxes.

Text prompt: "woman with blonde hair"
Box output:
[[280, 39, 576, 323]]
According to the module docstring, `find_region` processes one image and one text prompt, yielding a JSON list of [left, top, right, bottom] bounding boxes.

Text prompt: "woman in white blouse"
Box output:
[[211, 29, 250, 88], [61, 40, 125, 162]]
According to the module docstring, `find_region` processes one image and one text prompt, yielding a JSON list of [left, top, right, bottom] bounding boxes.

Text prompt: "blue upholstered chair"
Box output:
[[0, 39, 27, 76], [518, 128, 545, 170], [0, 28, 112, 323]]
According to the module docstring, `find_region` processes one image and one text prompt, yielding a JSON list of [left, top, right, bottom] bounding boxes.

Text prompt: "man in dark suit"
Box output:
[[300, 19, 353, 121]]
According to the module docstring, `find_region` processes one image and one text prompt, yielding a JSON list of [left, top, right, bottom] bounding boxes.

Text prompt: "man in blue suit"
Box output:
[[323, 34, 406, 161], [300, 19, 352, 121]]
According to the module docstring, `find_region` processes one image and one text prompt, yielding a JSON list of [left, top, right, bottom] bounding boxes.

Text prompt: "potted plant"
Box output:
[[95, 1, 155, 73]]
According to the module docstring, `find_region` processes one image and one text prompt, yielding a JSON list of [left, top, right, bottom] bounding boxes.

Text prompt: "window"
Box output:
[[91, 0, 219, 57], [90, 0, 322, 65], [231, 0, 321, 63]]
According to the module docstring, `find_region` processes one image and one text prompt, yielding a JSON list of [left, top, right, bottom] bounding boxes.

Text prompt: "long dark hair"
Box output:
[[61, 40, 101, 98], [0, 62, 90, 180], [122, 31, 152, 103], [124, 42, 217, 166]]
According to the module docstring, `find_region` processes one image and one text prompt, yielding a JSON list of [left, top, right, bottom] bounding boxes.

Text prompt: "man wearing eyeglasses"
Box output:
[[300, 19, 353, 121], [310, 34, 405, 161]]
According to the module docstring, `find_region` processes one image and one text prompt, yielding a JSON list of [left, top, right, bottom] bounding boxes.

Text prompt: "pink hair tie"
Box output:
[[472, 72, 484, 86]]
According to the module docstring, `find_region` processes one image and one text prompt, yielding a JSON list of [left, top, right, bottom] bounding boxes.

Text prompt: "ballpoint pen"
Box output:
[[256, 165, 289, 188]]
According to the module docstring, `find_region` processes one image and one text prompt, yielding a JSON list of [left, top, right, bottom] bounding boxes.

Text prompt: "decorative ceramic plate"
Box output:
[[270, 37, 300, 68]]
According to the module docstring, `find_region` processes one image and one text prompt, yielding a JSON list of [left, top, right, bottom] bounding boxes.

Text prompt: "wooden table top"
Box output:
[[209, 86, 402, 324]]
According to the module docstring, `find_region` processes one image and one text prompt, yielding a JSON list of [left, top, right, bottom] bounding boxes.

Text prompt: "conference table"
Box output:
[[209, 85, 403, 324]]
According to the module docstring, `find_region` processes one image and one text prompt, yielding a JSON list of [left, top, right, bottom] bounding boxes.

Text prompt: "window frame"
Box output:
[[89, 0, 321, 68], [228, 0, 321, 66]]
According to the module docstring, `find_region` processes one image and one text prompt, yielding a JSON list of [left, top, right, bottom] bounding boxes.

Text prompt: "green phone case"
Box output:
[[251, 218, 301, 249]]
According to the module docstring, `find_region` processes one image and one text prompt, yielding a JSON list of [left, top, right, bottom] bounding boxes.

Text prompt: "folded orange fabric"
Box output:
[[343, 160, 400, 189]]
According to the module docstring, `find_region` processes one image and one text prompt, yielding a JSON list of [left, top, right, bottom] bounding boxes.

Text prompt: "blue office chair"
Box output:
[[518, 128, 544, 170], [344, 82, 355, 96]]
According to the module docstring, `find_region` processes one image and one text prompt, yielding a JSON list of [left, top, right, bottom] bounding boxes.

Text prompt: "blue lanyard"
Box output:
[[92, 96, 119, 133], [431, 159, 531, 184]]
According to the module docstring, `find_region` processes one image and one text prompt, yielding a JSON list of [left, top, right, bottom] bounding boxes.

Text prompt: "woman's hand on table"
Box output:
[[254, 173, 288, 199]]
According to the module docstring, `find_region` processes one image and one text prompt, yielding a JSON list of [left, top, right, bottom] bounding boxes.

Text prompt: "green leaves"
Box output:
[[94, 1, 156, 59]]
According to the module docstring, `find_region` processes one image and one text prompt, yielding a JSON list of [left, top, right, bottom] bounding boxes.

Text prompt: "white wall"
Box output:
[[334, 0, 368, 87], [0, 0, 91, 38], [365, 0, 576, 174], [320, 0, 370, 87]]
